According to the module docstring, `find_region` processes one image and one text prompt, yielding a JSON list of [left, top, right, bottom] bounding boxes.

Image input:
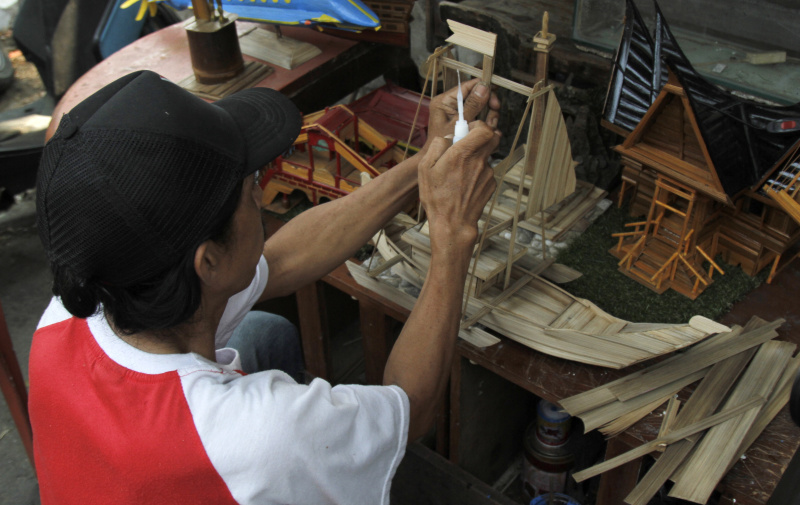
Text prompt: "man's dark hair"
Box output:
[[51, 179, 245, 335]]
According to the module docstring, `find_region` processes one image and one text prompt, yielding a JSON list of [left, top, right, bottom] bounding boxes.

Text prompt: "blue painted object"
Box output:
[[164, 0, 379, 31], [96, 0, 147, 59], [529, 493, 580, 505]]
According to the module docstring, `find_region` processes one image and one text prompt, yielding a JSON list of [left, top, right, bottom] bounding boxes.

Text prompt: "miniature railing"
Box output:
[[613, 220, 648, 269], [696, 246, 725, 279]]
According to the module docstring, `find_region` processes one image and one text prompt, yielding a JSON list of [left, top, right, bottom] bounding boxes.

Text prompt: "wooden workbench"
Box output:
[[295, 247, 800, 505]]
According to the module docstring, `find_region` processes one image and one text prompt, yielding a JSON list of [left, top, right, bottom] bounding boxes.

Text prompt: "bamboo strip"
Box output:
[[461, 274, 533, 329], [600, 394, 673, 438], [445, 19, 496, 56], [657, 396, 681, 441], [609, 320, 784, 402], [492, 145, 526, 179], [668, 340, 795, 503], [572, 396, 766, 483], [580, 369, 706, 433], [725, 354, 800, 475], [438, 56, 537, 96], [367, 254, 403, 277], [624, 346, 757, 505], [346, 261, 501, 348], [559, 326, 745, 416]]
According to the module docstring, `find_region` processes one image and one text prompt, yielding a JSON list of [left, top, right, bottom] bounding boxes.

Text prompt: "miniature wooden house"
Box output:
[[604, 0, 800, 299], [261, 104, 406, 207]]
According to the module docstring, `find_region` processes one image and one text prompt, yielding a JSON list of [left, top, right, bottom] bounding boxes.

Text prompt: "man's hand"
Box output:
[[419, 121, 500, 255], [424, 78, 500, 155]]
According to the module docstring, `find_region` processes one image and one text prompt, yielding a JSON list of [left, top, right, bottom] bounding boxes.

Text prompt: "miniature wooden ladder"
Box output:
[[614, 177, 721, 298]]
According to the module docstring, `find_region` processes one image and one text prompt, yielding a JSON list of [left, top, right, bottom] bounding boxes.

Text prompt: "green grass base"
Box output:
[[554, 205, 768, 324]]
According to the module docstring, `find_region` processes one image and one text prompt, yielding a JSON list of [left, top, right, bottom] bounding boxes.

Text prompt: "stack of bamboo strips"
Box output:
[[560, 316, 798, 504]]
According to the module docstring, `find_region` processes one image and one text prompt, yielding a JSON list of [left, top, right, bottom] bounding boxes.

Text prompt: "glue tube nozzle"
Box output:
[[453, 70, 469, 143]]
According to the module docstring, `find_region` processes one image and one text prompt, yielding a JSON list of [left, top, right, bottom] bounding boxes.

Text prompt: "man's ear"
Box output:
[[194, 240, 223, 286]]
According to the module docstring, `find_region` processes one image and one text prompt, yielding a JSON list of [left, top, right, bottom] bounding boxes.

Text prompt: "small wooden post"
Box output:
[[524, 12, 557, 178]]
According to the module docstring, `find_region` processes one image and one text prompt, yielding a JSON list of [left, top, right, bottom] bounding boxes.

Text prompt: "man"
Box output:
[[30, 69, 500, 504]]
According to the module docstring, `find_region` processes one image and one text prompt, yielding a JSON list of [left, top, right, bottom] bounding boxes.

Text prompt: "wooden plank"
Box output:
[[392, 442, 520, 505], [295, 281, 331, 380], [359, 299, 389, 385], [668, 340, 795, 503]]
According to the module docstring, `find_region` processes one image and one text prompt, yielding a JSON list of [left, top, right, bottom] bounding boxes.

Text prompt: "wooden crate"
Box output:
[[366, 0, 414, 34]]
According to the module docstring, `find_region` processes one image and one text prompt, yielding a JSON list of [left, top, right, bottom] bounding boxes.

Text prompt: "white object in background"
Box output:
[[0, 0, 18, 31]]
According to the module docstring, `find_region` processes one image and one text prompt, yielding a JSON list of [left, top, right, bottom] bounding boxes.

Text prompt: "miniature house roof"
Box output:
[[603, 0, 800, 198], [314, 106, 355, 133]]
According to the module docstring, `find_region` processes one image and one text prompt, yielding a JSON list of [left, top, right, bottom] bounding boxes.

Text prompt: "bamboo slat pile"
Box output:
[[559, 316, 798, 504]]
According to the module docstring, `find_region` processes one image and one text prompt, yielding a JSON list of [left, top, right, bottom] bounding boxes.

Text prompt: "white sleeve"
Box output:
[[37, 297, 73, 329], [215, 256, 269, 348], [180, 370, 410, 505]]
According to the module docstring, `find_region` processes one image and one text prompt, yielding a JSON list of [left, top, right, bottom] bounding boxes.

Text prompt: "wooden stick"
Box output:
[[367, 254, 404, 277]]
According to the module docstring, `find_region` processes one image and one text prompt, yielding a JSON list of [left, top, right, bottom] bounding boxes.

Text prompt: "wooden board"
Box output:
[[238, 27, 321, 70], [178, 60, 273, 100]]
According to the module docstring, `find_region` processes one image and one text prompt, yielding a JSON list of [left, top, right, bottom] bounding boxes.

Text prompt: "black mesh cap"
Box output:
[[36, 70, 301, 286]]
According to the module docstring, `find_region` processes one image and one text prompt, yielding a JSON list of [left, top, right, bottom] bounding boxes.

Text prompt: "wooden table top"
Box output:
[[46, 21, 369, 139]]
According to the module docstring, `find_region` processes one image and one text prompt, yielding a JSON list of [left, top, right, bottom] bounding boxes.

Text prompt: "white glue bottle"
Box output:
[[453, 70, 469, 143]]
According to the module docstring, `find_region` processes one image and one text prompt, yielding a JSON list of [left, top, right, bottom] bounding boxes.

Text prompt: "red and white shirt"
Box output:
[[29, 257, 410, 504]]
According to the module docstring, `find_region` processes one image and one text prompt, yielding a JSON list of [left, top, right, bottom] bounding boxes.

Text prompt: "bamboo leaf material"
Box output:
[[624, 344, 757, 505], [560, 326, 746, 416], [668, 340, 795, 503], [609, 320, 784, 402], [572, 396, 765, 483]]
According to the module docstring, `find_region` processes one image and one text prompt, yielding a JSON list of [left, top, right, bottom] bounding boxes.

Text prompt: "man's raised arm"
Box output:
[[259, 79, 499, 301]]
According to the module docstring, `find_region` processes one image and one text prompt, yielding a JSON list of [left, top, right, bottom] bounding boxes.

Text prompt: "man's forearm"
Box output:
[[260, 154, 421, 299], [382, 233, 473, 441]]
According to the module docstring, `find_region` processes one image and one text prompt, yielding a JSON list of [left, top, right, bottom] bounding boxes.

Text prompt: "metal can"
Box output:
[[536, 399, 572, 447], [523, 423, 574, 501]]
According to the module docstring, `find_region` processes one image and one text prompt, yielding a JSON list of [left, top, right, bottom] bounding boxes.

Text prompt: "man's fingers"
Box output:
[[422, 136, 450, 166], [455, 121, 500, 156], [462, 82, 490, 121]]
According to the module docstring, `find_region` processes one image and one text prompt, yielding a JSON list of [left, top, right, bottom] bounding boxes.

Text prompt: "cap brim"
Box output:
[[213, 88, 302, 173]]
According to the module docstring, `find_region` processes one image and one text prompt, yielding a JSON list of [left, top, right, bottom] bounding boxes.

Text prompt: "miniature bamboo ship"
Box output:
[[347, 18, 729, 368]]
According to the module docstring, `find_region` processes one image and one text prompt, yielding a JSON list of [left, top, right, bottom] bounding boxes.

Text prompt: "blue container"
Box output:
[[529, 492, 580, 505]]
